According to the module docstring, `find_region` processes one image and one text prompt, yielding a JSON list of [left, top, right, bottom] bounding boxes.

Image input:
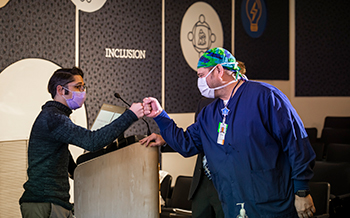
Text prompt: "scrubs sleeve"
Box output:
[[154, 110, 202, 157], [266, 91, 316, 192]]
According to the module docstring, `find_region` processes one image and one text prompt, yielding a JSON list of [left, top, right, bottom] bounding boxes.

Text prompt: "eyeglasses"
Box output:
[[66, 84, 87, 91]]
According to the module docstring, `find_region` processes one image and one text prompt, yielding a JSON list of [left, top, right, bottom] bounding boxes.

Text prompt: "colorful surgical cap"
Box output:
[[197, 47, 241, 76]]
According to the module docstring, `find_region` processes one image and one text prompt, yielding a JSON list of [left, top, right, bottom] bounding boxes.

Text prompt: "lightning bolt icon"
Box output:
[[250, 2, 258, 22]]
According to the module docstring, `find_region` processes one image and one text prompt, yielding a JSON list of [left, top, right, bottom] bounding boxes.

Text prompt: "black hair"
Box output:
[[47, 67, 84, 99]]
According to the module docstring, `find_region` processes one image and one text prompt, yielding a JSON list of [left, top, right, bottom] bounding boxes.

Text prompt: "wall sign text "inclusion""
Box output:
[[105, 48, 146, 59]]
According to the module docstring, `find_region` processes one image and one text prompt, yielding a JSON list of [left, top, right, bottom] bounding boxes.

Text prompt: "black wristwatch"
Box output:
[[295, 190, 310, 197]]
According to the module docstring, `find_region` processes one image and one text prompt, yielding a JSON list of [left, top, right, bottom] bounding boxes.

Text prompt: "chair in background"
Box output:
[[323, 116, 350, 129], [306, 127, 318, 144], [311, 143, 325, 161], [309, 182, 330, 218], [160, 174, 173, 206], [321, 128, 350, 145], [306, 127, 324, 161], [325, 143, 350, 163], [311, 161, 350, 217], [161, 176, 193, 218], [320, 128, 350, 158]]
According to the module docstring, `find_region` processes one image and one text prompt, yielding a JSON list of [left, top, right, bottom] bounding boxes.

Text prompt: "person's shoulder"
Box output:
[[245, 81, 291, 107], [245, 80, 273, 89], [42, 101, 72, 116], [244, 80, 283, 94], [39, 101, 71, 123]]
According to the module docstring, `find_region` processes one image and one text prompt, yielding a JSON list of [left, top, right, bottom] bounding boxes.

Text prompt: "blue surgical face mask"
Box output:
[[197, 65, 237, 98], [62, 87, 86, 110]]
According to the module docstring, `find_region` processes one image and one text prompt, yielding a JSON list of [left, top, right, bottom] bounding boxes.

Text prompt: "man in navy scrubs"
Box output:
[[143, 47, 316, 218]]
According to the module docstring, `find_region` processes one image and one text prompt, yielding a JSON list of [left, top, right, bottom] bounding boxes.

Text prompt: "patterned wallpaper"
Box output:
[[295, 0, 350, 96], [79, 0, 162, 135], [0, 0, 75, 71]]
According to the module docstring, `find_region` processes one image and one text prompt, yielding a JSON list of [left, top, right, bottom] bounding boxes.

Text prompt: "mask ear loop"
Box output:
[[61, 87, 71, 99], [204, 65, 217, 79]]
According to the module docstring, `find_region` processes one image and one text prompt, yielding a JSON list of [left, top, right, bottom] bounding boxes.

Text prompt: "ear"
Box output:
[[56, 85, 65, 96], [216, 64, 225, 80]]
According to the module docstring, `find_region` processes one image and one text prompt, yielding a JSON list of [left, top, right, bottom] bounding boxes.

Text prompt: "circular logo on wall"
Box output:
[[241, 0, 267, 38], [0, 0, 10, 8], [180, 2, 224, 71], [71, 0, 107, 13]]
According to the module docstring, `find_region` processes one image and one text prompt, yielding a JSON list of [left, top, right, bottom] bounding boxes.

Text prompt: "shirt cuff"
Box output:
[[293, 180, 310, 193]]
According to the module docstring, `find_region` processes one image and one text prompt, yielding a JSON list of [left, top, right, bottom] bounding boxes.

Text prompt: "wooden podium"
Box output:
[[74, 142, 159, 218]]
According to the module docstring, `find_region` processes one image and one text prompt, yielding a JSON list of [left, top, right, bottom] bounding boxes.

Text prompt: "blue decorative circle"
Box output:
[[241, 0, 267, 38]]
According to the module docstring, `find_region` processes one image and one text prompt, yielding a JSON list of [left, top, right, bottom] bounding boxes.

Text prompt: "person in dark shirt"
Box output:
[[19, 67, 144, 218]]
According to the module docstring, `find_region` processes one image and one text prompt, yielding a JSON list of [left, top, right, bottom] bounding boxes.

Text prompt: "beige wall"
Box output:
[[0, 140, 27, 218]]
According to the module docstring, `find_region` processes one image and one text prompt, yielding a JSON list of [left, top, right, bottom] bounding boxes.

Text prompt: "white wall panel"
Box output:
[[0, 140, 27, 218]]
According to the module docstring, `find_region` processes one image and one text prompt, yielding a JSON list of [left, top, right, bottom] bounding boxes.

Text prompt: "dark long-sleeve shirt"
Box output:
[[19, 101, 138, 210]]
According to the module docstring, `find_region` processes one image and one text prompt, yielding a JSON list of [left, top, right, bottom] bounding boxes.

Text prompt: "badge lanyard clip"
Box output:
[[217, 107, 229, 145], [217, 80, 242, 145]]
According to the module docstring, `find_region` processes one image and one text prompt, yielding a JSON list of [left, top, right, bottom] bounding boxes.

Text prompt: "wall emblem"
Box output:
[[71, 0, 107, 12], [241, 0, 267, 38], [187, 14, 216, 58], [180, 2, 223, 71], [0, 0, 10, 8]]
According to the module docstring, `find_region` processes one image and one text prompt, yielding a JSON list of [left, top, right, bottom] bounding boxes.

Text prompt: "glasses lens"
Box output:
[[74, 84, 86, 91]]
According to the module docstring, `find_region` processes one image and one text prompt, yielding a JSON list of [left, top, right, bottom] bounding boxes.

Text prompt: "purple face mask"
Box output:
[[62, 87, 86, 110]]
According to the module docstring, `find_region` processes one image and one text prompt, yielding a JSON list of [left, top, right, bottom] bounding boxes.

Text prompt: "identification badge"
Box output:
[[217, 122, 228, 145]]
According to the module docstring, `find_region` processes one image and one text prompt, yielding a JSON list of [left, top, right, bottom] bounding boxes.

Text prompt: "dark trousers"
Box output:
[[20, 202, 73, 218], [192, 174, 225, 218]]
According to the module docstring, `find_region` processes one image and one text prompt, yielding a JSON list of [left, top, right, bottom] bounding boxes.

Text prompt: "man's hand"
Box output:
[[139, 133, 166, 147], [129, 103, 144, 118], [143, 97, 163, 118], [295, 194, 316, 218]]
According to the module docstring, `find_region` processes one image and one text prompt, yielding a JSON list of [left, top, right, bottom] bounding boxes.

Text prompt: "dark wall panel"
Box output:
[[79, 0, 162, 135], [235, 0, 289, 80], [0, 0, 75, 71], [296, 0, 350, 96]]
